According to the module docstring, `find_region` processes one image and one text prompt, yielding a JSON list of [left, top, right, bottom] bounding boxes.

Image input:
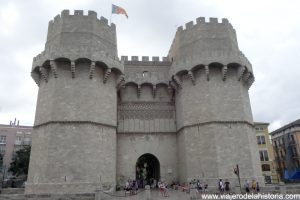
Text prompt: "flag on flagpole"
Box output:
[[112, 4, 128, 18]]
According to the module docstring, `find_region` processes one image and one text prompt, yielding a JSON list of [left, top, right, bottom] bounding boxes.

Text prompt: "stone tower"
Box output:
[[168, 17, 262, 185], [26, 10, 123, 194], [27, 11, 263, 195]]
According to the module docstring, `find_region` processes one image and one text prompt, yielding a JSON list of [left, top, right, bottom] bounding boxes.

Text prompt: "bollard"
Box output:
[[145, 185, 151, 200], [95, 188, 101, 200], [279, 182, 286, 195]]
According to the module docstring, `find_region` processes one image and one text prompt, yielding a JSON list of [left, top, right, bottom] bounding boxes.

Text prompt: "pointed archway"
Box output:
[[136, 153, 160, 187]]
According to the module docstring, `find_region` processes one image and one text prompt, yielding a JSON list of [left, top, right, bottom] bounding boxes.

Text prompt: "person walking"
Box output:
[[224, 180, 230, 193], [244, 180, 250, 193], [219, 179, 224, 193], [251, 179, 257, 193]]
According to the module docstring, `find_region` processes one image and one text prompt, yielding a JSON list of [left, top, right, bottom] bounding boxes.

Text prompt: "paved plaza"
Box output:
[[101, 189, 198, 200], [99, 189, 300, 200]]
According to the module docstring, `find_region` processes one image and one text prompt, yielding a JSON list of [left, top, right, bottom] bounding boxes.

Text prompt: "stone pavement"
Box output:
[[101, 189, 192, 200]]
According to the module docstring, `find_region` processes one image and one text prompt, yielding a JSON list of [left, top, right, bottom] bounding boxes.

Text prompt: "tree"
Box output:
[[8, 146, 31, 177]]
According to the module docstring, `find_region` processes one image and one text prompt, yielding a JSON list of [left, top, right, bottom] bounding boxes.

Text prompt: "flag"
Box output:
[[112, 4, 128, 18]]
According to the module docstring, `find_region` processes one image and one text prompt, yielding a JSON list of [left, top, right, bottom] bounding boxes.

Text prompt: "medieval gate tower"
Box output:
[[26, 10, 263, 194]]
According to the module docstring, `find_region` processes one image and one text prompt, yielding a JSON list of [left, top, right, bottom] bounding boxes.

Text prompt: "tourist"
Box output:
[[158, 181, 164, 196], [224, 179, 230, 193], [204, 183, 208, 193], [125, 179, 130, 191], [251, 179, 257, 192], [132, 180, 138, 195], [218, 179, 224, 193], [162, 182, 169, 197], [256, 182, 260, 193], [197, 179, 202, 193], [244, 180, 250, 193]]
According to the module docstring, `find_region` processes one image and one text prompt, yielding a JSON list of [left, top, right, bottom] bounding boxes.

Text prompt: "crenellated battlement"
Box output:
[[120, 56, 172, 66], [168, 17, 239, 66], [48, 10, 113, 28], [177, 17, 234, 32], [47, 10, 115, 40], [45, 10, 118, 61]]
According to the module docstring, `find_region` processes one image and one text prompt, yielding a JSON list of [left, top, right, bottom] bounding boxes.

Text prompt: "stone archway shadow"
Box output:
[[136, 153, 160, 188]]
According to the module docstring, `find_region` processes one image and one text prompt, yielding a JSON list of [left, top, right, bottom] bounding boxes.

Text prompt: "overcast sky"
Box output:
[[0, 0, 299, 131]]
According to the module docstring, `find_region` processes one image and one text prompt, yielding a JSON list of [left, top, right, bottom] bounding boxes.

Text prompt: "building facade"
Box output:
[[26, 10, 263, 194], [254, 122, 279, 184], [0, 121, 32, 177], [270, 119, 300, 181]]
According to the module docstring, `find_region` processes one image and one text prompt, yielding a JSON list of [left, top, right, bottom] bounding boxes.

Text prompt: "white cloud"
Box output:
[[0, 2, 19, 37]]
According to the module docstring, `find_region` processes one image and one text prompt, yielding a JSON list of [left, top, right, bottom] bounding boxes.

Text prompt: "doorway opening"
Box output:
[[136, 153, 160, 188]]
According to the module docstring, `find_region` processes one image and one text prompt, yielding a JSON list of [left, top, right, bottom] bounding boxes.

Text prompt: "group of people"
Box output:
[[124, 179, 139, 195], [244, 179, 260, 193], [218, 179, 260, 194], [218, 179, 231, 193], [124, 178, 260, 196], [191, 179, 208, 193]]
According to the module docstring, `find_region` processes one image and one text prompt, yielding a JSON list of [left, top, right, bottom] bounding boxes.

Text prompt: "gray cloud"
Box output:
[[0, 0, 299, 131]]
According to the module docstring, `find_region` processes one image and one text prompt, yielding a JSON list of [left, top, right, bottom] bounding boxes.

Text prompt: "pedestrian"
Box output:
[[244, 180, 250, 193], [204, 183, 208, 193], [251, 179, 256, 192], [256, 182, 260, 193], [219, 179, 224, 193], [224, 180, 230, 193], [197, 179, 202, 193]]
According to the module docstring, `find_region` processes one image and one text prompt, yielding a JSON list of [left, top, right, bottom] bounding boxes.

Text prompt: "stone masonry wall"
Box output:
[[117, 132, 177, 186], [26, 123, 116, 194], [177, 123, 263, 186]]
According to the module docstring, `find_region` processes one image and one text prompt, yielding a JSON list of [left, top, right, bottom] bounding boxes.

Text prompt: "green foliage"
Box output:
[[8, 146, 31, 176]]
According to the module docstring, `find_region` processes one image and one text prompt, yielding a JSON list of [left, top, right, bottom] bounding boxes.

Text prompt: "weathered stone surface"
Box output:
[[27, 11, 262, 195]]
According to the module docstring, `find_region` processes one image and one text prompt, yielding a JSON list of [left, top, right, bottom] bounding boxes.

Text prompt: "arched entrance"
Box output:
[[136, 153, 160, 188]]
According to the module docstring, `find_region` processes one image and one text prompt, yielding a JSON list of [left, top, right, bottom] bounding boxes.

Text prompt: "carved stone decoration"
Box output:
[[222, 65, 227, 81], [173, 75, 182, 88], [118, 102, 175, 120], [152, 85, 156, 98], [167, 86, 173, 96], [39, 67, 48, 82], [117, 74, 125, 88], [248, 75, 255, 88], [31, 72, 41, 86], [243, 72, 251, 83], [188, 70, 195, 85], [205, 65, 209, 81], [237, 66, 246, 81], [137, 85, 141, 98], [71, 61, 76, 78], [50, 60, 58, 78], [103, 68, 111, 84], [169, 81, 178, 91], [89, 61, 95, 79]]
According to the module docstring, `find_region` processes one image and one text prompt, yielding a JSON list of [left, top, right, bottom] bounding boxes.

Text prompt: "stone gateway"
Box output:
[[26, 10, 263, 194]]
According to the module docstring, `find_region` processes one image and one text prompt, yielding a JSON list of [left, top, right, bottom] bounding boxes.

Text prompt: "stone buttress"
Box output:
[[26, 10, 123, 194]]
